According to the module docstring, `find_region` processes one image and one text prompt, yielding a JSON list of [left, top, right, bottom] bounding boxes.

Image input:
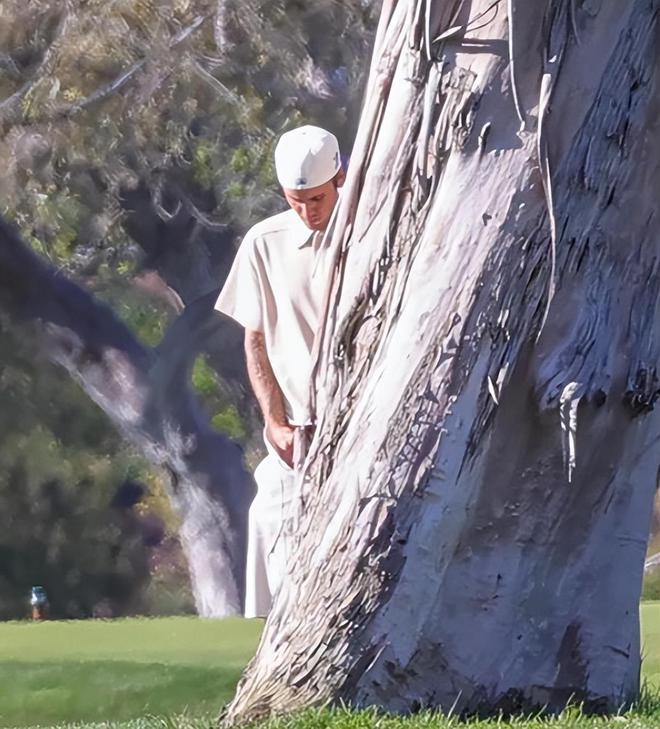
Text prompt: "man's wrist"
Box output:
[[266, 414, 288, 429]]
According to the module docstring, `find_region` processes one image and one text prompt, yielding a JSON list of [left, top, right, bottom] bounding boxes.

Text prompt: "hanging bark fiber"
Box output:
[[226, 0, 660, 722]]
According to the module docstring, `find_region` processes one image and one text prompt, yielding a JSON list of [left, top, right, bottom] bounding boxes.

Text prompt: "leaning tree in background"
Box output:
[[0, 218, 254, 616], [226, 0, 660, 721]]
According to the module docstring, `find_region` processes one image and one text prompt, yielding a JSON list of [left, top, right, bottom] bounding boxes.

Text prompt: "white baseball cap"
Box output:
[[274, 125, 341, 190]]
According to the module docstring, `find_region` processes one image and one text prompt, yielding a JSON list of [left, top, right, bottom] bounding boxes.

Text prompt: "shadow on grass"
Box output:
[[0, 660, 241, 727]]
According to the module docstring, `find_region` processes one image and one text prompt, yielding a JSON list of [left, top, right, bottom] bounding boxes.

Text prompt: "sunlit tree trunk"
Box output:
[[226, 0, 660, 721]]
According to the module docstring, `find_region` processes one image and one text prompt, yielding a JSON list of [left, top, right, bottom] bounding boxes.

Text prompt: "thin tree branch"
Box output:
[[4, 13, 210, 127], [190, 57, 241, 106]]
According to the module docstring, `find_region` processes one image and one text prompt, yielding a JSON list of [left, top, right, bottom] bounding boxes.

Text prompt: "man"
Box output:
[[215, 125, 345, 617]]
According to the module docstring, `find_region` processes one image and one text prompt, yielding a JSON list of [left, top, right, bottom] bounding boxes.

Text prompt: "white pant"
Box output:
[[244, 437, 297, 618]]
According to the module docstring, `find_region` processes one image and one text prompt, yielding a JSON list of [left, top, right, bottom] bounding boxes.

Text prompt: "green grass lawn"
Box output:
[[0, 617, 261, 727], [3, 606, 660, 728], [642, 602, 660, 687]]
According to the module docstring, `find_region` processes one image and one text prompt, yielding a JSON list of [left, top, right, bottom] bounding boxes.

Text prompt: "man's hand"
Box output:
[[265, 420, 295, 467]]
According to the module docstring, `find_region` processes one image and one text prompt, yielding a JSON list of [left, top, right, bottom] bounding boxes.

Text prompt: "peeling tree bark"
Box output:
[[0, 217, 254, 617], [226, 0, 660, 721]]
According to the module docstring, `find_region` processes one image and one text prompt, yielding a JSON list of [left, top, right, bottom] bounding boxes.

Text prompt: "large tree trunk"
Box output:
[[0, 218, 254, 617], [226, 0, 660, 720]]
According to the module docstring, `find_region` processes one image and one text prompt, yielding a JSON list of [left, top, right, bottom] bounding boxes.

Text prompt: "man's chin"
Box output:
[[295, 213, 327, 231]]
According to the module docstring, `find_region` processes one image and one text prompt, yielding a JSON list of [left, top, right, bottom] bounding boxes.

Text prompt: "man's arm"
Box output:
[[245, 329, 294, 467]]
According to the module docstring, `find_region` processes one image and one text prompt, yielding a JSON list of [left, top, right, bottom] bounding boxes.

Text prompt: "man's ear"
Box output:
[[334, 167, 346, 188]]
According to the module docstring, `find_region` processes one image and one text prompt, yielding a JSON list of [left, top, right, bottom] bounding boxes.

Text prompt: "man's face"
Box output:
[[283, 173, 344, 231]]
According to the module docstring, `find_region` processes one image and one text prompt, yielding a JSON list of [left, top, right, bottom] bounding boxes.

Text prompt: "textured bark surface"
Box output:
[[226, 0, 660, 721], [0, 217, 254, 617]]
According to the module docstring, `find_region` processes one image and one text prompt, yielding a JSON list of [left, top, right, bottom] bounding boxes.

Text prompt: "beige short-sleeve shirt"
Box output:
[[215, 208, 332, 426]]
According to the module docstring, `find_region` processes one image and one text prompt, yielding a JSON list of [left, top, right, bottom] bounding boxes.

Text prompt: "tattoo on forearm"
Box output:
[[245, 330, 287, 425]]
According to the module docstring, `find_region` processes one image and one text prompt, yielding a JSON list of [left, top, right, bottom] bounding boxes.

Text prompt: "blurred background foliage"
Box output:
[[0, 0, 377, 618], [0, 313, 164, 618], [0, 0, 373, 268]]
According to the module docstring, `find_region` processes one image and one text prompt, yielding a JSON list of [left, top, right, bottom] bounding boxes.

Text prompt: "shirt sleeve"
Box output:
[[214, 233, 264, 332]]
